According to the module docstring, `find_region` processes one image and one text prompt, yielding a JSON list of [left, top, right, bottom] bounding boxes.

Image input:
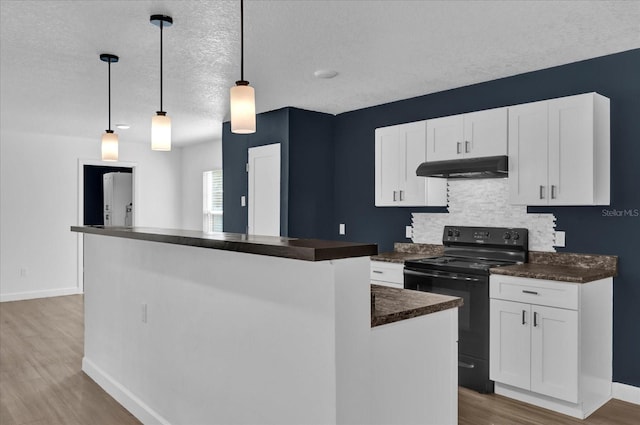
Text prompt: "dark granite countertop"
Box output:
[[490, 251, 618, 283], [371, 284, 463, 327], [490, 264, 615, 283], [71, 226, 377, 262], [371, 243, 444, 264]]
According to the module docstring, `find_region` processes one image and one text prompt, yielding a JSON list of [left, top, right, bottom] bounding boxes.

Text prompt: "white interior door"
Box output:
[[248, 143, 281, 236]]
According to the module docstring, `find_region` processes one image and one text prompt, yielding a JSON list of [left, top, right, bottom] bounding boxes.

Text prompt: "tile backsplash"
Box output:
[[412, 179, 557, 252]]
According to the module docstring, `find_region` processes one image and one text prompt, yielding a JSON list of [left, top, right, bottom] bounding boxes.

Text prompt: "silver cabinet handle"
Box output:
[[522, 290, 539, 295], [465, 141, 471, 153], [457, 142, 462, 154], [551, 185, 557, 199], [393, 190, 397, 201], [522, 309, 526, 325], [459, 361, 475, 369], [539, 185, 545, 199], [533, 311, 539, 327], [399, 190, 404, 201]]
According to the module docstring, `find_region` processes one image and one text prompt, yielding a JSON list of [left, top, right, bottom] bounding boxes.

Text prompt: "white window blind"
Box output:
[[203, 169, 223, 233]]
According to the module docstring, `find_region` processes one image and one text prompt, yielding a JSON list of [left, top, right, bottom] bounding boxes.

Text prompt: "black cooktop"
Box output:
[[405, 256, 518, 275]]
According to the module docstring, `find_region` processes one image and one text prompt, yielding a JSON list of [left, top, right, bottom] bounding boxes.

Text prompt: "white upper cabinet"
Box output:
[[509, 92, 610, 206], [426, 107, 508, 161], [375, 121, 447, 207]]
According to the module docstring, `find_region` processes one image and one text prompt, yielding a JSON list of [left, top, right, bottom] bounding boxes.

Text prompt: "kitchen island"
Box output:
[[72, 226, 460, 425]]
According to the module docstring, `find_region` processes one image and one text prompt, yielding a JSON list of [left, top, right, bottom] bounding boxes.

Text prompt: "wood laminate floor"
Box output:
[[1, 295, 638, 425]]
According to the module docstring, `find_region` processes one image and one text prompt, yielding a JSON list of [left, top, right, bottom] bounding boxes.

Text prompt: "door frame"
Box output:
[[77, 159, 138, 293]]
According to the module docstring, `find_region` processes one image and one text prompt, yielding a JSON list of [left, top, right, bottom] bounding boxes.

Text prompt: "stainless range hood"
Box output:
[[416, 155, 508, 179]]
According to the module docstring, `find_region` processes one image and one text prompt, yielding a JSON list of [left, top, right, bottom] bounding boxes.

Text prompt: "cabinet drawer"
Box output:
[[490, 275, 578, 310], [370, 261, 404, 285]]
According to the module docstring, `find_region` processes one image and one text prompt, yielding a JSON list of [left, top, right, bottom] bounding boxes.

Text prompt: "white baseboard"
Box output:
[[612, 382, 640, 405], [0, 287, 82, 302], [82, 357, 171, 425]]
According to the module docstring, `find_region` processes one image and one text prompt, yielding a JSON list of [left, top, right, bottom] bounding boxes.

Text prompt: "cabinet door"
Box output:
[[548, 94, 595, 205], [398, 121, 427, 206], [375, 126, 401, 206], [426, 114, 464, 161], [463, 107, 508, 158], [508, 100, 549, 205], [490, 299, 531, 390], [530, 305, 579, 403]]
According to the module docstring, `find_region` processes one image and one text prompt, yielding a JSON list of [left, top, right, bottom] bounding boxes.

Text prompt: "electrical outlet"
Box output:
[[554, 231, 566, 247], [141, 303, 148, 323], [20, 268, 27, 278], [405, 226, 413, 239], [339, 223, 346, 235]]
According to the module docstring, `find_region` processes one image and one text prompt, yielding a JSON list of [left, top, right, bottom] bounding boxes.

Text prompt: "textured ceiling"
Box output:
[[1, 0, 639, 148]]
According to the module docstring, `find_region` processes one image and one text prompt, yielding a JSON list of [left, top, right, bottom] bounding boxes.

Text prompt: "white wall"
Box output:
[[180, 139, 222, 231], [0, 130, 183, 301], [82, 234, 371, 425]]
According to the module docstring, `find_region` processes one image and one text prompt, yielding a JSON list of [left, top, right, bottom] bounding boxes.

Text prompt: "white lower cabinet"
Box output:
[[370, 260, 404, 288], [490, 299, 578, 402], [489, 275, 612, 419]]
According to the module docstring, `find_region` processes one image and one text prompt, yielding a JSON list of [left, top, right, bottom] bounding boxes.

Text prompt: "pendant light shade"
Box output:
[[150, 15, 173, 151], [100, 53, 119, 162], [151, 112, 171, 151], [101, 131, 119, 161], [230, 82, 255, 134], [230, 0, 256, 134]]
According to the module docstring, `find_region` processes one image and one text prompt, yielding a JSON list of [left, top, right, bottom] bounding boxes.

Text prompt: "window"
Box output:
[[203, 169, 223, 232]]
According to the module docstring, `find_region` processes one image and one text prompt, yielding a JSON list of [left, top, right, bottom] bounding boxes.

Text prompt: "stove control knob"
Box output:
[[503, 232, 511, 240], [447, 229, 454, 237], [512, 232, 520, 240], [454, 229, 460, 237]]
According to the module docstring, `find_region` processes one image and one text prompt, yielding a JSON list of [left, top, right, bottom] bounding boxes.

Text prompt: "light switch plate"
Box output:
[[339, 223, 345, 235], [555, 231, 566, 247], [241, 196, 246, 207], [405, 226, 413, 239]]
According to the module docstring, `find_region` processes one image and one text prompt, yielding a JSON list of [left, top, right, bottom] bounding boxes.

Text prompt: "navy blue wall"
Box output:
[[223, 108, 290, 235], [223, 107, 334, 239], [332, 49, 640, 386], [288, 108, 335, 239]]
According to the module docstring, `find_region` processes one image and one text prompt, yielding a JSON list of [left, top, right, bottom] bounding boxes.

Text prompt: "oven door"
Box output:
[[404, 266, 493, 393]]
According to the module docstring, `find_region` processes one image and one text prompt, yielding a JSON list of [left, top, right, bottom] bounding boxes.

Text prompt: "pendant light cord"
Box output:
[[108, 60, 112, 131], [240, 0, 244, 81], [160, 20, 164, 112]]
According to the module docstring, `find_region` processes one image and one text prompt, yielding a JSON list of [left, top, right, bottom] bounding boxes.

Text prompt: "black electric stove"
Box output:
[[404, 226, 528, 393]]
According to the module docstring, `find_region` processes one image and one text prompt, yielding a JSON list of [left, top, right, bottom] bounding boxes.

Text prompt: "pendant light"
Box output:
[[230, 0, 256, 134], [100, 53, 119, 162], [150, 15, 173, 151]]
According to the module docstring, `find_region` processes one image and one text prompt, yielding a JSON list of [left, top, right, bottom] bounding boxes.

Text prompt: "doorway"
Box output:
[[83, 165, 133, 225], [248, 143, 281, 236], [77, 159, 137, 293]]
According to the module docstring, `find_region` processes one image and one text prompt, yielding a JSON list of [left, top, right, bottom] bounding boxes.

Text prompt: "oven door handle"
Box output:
[[403, 269, 482, 282]]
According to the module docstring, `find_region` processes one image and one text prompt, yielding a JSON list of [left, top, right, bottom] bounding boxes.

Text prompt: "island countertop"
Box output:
[[371, 284, 463, 327], [71, 226, 377, 261]]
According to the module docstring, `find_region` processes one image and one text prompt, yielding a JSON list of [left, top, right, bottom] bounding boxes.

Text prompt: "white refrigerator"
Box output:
[[103, 172, 133, 226]]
